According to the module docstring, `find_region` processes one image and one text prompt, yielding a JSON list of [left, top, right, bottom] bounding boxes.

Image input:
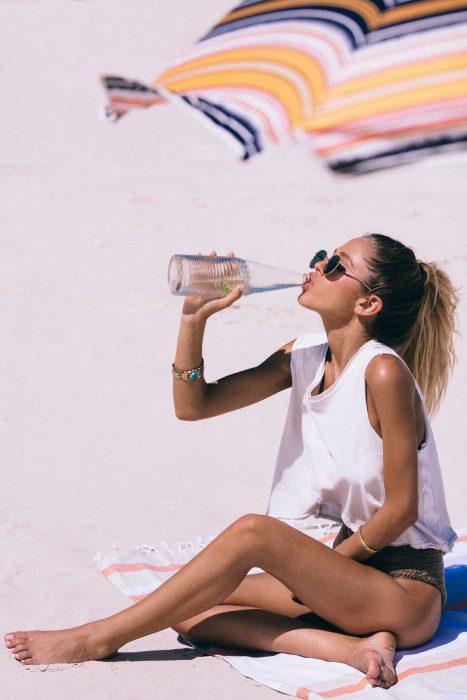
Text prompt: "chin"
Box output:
[[298, 291, 315, 311]]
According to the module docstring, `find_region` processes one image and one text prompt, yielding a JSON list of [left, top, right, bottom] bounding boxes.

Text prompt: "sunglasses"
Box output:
[[309, 250, 372, 292]]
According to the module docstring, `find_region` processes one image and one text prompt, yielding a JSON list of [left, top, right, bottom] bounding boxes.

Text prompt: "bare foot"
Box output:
[[349, 631, 397, 689], [4, 624, 118, 666]]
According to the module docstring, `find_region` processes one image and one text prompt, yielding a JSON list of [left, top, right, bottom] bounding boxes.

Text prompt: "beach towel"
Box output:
[[102, 1, 467, 174], [95, 526, 467, 699]]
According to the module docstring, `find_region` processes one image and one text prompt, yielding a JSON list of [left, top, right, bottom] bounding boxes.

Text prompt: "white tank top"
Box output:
[[267, 334, 457, 553]]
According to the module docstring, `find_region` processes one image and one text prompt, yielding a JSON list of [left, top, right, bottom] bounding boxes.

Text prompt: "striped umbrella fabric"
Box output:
[[103, 1, 467, 174]]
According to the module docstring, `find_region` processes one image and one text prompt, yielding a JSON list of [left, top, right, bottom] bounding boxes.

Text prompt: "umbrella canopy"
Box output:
[[103, 0, 467, 174]]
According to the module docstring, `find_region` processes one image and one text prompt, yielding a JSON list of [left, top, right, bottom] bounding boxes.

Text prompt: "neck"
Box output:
[[323, 323, 372, 373]]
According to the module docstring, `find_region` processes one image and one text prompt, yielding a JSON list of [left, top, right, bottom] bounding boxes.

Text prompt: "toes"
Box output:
[[365, 657, 396, 688], [12, 643, 27, 654], [5, 634, 20, 648], [5, 632, 27, 647], [368, 677, 383, 688], [384, 666, 397, 687], [369, 666, 396, 689], [15, 650, 32, 662], [365, 656, 381, 681]]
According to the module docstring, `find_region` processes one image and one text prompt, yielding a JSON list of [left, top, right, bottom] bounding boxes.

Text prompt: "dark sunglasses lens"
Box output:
[[309, 249, 327, 269], [324, 255, 342, 275]]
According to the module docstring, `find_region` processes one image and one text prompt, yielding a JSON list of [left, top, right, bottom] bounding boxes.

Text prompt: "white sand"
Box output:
[[2, 2, 466, 697]]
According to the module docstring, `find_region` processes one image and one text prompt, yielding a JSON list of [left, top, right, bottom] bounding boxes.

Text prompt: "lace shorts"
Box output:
[[333, 524, 447, 608]]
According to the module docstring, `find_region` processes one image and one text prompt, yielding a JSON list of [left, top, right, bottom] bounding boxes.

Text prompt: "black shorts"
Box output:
[[333, 524, 447, 608]]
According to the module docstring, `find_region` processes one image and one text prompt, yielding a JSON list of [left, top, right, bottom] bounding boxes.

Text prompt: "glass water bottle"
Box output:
[[168, 254, 306, 297]]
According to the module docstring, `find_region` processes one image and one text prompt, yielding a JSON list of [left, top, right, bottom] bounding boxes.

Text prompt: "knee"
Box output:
[[396, 621, 439, 649], [229, 513, 269, 542], [220, 514, 271, 553], [172, 622, 192, 638]]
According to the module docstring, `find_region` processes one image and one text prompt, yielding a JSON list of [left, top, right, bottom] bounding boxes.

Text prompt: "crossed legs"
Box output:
[[4, 514, 441, 688]]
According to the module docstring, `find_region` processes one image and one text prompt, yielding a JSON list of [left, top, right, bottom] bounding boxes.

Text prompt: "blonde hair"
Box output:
[[364, 234, 459, 416]]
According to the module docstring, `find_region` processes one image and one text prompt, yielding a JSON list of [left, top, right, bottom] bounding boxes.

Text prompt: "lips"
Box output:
[[302, 272, 314, 290]]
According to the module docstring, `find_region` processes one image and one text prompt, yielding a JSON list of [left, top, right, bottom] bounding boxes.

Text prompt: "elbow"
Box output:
[[173, 387, 209, 421], [174, 406, 203, 421], [385, 501, 418, 529], [404, 509, 418, 527], [397, 506, 418, 529]]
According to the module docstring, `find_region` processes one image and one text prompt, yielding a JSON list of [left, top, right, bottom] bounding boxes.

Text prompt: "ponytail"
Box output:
[[364, 234, 459, 415], [397, 261, 458, 415]]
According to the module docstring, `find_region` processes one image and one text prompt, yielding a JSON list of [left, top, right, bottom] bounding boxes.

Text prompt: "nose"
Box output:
[[313, 258, 326, 275]]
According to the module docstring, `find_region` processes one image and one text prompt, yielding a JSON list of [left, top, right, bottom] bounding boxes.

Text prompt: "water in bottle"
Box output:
[[168, 254, 306, 297]]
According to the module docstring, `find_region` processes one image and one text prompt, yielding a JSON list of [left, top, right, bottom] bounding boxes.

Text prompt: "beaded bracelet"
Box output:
[[172, 359, 204, 382], [358, 526, 379, 554]]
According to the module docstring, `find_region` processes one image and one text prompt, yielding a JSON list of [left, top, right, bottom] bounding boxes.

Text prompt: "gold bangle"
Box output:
[[172, 359, 204, 382], [358, 526, 379, 554]]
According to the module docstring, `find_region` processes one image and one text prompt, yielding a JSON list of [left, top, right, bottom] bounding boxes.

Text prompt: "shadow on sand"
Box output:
[[101, 647, 205, 663]]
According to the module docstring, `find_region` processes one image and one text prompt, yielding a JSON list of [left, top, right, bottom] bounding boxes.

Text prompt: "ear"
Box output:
[[354, 294, 382, 318]]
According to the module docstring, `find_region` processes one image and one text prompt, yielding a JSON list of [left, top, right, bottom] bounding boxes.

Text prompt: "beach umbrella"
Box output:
[[103, 1, 467, 174]]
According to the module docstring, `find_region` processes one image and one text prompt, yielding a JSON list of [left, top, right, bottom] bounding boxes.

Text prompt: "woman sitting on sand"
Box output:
[[5, 233, 458, 690]]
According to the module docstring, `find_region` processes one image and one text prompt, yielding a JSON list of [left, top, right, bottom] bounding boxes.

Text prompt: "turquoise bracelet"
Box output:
[[172, 359, 204, 382]]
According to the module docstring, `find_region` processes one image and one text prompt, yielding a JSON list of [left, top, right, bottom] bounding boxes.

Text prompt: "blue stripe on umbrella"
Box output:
[[202, 3, 467, 47], [202, 9, 367, 48], [330, 134, 467, 174], [181, 96, 262, 160]]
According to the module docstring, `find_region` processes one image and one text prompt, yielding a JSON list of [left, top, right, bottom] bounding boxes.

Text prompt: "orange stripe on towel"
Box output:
[[101, 562, 184, 577], [318, 533, 337, 544], [397, 655, 467, 681], [315, 655, 467, 697], [296, 688, 312, 699], [319, 676, 369, 697]]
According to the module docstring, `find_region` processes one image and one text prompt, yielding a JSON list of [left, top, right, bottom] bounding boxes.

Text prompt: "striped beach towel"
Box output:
[[95, 526, 467, 699], [102, 0, 467, 174]]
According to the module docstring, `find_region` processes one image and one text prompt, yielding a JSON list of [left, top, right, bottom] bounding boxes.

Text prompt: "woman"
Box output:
[[4, 234, 458, 690]]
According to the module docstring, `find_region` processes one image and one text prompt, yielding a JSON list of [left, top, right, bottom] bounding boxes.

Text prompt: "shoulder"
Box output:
[[365, 354, 415, 399]]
